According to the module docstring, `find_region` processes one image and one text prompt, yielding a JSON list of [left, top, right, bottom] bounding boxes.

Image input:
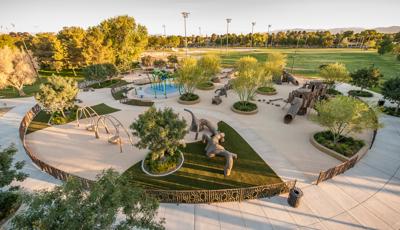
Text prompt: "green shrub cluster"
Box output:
[[144, 152, 181, 174], [314, 131, 364, 157], [196, 81, 214, 90], [0, 192, 21, 222], [326, 88, 343, 95], [257, 86, 276, 93], [348, 90, 373, 97], [82, 63, 118, 81], [233, 101, 258, 112], [179, 93, 199, 101]]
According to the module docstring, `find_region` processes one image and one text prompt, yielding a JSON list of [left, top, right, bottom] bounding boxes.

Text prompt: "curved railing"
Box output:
[[19, 104, 296, 203]]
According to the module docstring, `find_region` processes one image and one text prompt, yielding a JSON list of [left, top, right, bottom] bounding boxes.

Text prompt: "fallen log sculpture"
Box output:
[[282, 70, 299, 86], [284, 97, 304, 124], [202, 133, 237, 176]]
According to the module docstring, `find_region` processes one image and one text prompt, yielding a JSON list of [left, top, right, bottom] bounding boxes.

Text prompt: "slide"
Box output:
[[284, 97, 303, 124]]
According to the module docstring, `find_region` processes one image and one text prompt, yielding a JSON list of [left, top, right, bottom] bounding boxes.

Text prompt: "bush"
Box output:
[[123, 99, 154, 106], [326, 88, 343, 95], [90, 79, 125, 89], [257, 86, 276, 93], [348, 90, 373, 97], [179, 93, 199, 101], [382, 107, 400, 117], [381, 76, 400, 113], [144, 151, 181, 174], [0, 192, 21, 222], [196, 81, 214, 90], [153, 59, 167, 68], [314, 131, 364, 157], [233, 101, 258, 112], [82, 63, 118, 81], [141, 55, 155, 67], [167, 55, 178, 64]]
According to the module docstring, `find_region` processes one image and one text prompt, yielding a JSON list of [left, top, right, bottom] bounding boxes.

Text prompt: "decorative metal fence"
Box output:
[[19, 105, 295, 203], [147, 180, 297, 203], [316, 156, 358, 185]]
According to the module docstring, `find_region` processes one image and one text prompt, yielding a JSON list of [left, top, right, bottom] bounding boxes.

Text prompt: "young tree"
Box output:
[[0, 144, 27, 221], [12, 169, 164, 230], [31, 33, 65, 72], [130, 107, 187, 161], [264, 52, 286, 82], [312, 96, 378, 144], [99, 16, 148, 71], [232, 56, 265, 106], [377, 35, 394, 55], [82, 27, 115, 65], [382, 76, 400, 113], [174, 57, 204, 97], [57, 26, 86, 76], [35, 75, 78, 117], [197, 54, 221, 81], [320, 63, 350, 89], [350, 66, 382, 91], [0, 46, 37, 96]]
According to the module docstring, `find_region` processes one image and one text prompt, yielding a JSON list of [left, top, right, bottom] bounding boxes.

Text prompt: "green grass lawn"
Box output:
[[217, 48, 400, 80], [122, 121, 281, 190], [26, 103, 120, 134]]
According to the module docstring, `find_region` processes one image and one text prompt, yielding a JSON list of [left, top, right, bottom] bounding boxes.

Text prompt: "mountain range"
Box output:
[[274, 26, 400, 34]]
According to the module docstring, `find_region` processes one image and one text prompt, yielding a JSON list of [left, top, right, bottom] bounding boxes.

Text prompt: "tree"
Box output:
[[174, 57, 204, 96], [0, 34, 16, 48], [35, 75, 78, 117], [12, 169, 164, 230], [312, 96, 378, 144], [382, 76, 400, 113], [350, 66, 382, 91], [82, 63, 118, 81], [141, 55, 155, 67], [0, 144, 27, 222], [99, 15, 148, 71], [319, 63, 350, 89], [232, 56, 265, 105], [394, 44, 400, 61], [130, 107, 187, 161], [197, 54, 221, 81], [377, 35, 394, 55], [82, 27, 115, 65], [31, 33, 65, 72], [0, 46, 37, 96], [264, 52, 286, 82], [57, 26, 86, 76]]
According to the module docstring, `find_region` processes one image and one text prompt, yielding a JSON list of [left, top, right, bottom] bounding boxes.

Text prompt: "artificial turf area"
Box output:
[[122, 121, 282, 190], [26, 103, 119, 134]]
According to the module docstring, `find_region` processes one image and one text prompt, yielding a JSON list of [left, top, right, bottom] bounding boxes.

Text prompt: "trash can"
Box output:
[[287, 187, 303, 208]]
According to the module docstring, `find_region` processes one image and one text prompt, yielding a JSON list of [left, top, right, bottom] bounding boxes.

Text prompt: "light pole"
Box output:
[[181, 12, 190, 56], [266, 24, 271, 47], [226, 18, 231, 52], [162, 24, 166, 37], [251, 22, 256, 47]]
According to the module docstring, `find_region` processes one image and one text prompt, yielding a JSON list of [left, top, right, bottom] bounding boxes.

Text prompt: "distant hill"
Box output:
[[274, 26, 400, 34]]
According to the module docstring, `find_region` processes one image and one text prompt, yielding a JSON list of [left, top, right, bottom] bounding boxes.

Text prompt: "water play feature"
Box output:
[[137, 69, 179, 99]]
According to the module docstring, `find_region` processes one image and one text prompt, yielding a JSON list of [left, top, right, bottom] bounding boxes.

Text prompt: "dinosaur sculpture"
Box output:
[[184, 109, 219, 139], [202, 133, 237, 176]]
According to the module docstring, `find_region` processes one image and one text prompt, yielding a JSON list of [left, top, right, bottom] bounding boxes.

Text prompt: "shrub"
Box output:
[[198, 54, 221, 80], [141, 55, 155, 67], [233, 101, 257, 112], [319, 63, 350, 89], [196, 81, 214, 90], [257, 86, 276, 93], [154, 59, 167, 68], [381, 76, 400, 113], [350, 66, 382, 91], [314, 131, 364, 157], [326, 88, 343, 95], [179, 93, 199, 101], [175, 57, 204, 97], [82, 63, 118, 81], [348, 90, 373, 97], [167, 55, 178, 64]]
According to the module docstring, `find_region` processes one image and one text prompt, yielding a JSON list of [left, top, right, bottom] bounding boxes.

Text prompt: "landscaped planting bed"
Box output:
[[256, 86, 277, 95], [314, 131, 365, 158], [122, 121, 281, 190], [382, 107, 400, 117], [348, 90, 373, 97]]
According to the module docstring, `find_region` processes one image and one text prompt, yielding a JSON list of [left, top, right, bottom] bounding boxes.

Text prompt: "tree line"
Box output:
[[0, 15, 148, 73]]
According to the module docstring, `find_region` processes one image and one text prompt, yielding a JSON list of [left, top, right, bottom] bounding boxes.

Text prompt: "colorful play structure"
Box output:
[[148, 69, 176, 98]]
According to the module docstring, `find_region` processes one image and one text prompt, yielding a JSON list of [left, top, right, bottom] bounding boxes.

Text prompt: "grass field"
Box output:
[[122, 121, 281, 190], [27, 103, 119, 134]]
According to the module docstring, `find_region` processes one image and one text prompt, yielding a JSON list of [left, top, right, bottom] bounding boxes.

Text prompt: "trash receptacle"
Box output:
[[287, 187, 303, 208]]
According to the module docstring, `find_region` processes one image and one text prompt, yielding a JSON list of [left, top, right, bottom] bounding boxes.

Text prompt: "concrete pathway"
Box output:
[[1, 83, 399, 229]]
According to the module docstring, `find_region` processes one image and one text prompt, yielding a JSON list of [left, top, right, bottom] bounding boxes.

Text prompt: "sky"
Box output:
[[0, 0, 399, 35]]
